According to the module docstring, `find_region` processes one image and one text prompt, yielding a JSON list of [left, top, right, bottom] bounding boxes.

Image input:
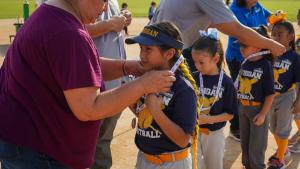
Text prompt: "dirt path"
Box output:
[[0, 18, 300, 169]]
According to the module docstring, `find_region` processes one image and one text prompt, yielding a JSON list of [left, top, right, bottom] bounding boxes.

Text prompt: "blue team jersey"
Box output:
[[194, 72, 238, 131], [135, 72, 197, 155], [237, 57, 275, 102], [226, 1, 271, 62], [273, 50, 300, 93]]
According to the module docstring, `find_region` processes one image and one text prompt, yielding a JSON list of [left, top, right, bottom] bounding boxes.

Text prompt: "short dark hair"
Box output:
[[121, 3, 128, 8], [151, 1, 156, 6], [236, 0, 247, 7]]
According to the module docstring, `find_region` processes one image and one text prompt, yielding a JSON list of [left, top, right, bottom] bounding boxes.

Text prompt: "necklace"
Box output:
[[234, 50, 271, 89], [199, 70, 224, 113]]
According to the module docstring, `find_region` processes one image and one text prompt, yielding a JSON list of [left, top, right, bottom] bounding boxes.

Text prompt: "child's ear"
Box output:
[[165, 48, 176, 61], [212, 53, 220, 64]]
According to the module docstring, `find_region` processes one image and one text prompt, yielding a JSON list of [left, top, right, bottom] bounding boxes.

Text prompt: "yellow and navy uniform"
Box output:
[[273, 50, 300, 94], [237, 57, 275, 103], [135, 72, 197, 155], [194, 72, 238, 131]]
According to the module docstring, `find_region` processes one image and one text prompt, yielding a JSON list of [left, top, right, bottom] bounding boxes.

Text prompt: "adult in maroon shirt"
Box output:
[[0, 0, 175, 169]]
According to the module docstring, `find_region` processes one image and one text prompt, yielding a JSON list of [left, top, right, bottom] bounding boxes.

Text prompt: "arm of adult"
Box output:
[[86, 15, 126, 38], [196, 0, 285, 57], [215, 21, 285, 56], [64, 71, 175, 122], [47, 30, 175, 122], [100, 58, 145, 81]]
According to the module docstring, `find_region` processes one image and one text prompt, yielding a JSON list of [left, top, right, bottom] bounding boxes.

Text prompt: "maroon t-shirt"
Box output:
[[0, 4, 103, 169]]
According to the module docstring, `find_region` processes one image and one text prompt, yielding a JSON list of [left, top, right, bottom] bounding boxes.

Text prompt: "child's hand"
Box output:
[[253, 113, 266, 126], [292, 100, 300, 114], [198, 114, 212, 125], [145, 94, 163, 115]]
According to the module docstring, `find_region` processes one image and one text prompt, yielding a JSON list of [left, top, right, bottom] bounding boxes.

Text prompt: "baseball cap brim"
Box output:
[[125, 35, 164, 46]]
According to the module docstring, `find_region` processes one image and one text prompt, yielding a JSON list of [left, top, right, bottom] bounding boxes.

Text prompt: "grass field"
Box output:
[[0, 0, 299, 21], [0, 0, 36, 20], [260, 0, 299, 22], [122, 0, 300, 20]]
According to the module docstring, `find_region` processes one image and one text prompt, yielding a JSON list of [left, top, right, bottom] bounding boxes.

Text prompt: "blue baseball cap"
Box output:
[[125, 26, 184, 49]]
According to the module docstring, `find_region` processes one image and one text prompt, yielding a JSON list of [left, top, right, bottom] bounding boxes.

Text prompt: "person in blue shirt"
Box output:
[[148, 1, 156, 20], [191, 29, 237, 169], [125, 22, 199, 169], [226, 0, 271, 141], [237, 25, 275, 169]]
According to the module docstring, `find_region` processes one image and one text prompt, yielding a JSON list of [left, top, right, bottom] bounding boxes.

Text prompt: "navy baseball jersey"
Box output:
[[273, 50, 300, 93], [135, 72, 197, 155], [237, 57, 275, 102], [194, 72, 238, 131]]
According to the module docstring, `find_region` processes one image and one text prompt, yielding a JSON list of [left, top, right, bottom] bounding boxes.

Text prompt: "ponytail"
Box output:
[[178, 61, 200, 169]]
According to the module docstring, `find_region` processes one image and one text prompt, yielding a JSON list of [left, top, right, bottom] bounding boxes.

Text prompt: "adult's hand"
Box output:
[[64, 70, 175, 121], [121, 10, 132, 27], [85, 15, 126, 38], [139, 71, 176, 93], [110, 15, 126, 32], [124, 60, 145, 76], [268, 40, 286, 57]]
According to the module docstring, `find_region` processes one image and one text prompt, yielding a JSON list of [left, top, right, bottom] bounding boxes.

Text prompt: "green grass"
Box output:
[[0, 0, 36, 19], [0, 0, 299, 22], [260, 0, 299, 22], [119, 0, 159, 17]]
